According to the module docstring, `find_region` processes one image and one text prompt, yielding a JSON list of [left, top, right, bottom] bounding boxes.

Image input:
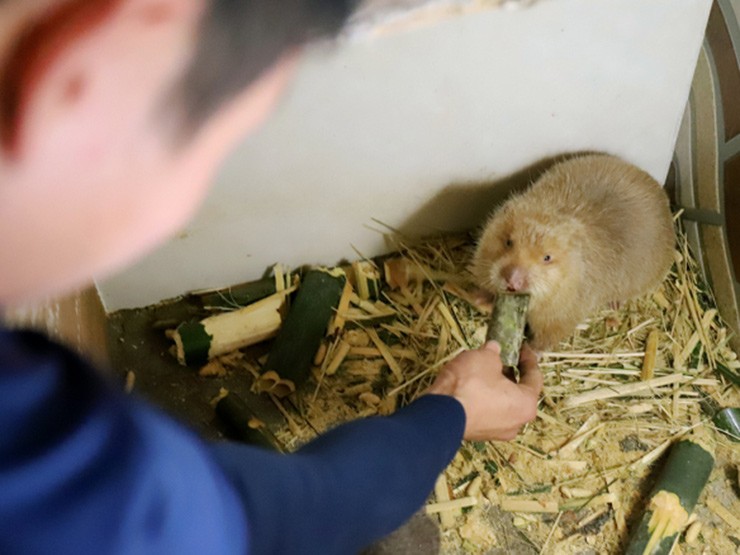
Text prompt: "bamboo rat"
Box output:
[[471, 154, 675, 351]]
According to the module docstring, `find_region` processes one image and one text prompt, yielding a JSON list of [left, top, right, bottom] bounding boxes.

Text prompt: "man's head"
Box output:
[[0, 0, 352, 305]]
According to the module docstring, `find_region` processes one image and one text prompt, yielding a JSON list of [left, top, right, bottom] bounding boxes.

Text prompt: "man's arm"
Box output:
[[0, 329, 460, 555], [210, 341, 542, 554], [210, 394, 465, 555], [0, 330, 539, 554]]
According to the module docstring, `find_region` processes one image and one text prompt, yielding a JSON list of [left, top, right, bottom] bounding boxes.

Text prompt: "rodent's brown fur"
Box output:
[[471, 154, 675, 351]]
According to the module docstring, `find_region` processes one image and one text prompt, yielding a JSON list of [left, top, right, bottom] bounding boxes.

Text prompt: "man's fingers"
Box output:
[[426, 367, 456, 396], [518, 363, 543, 395], [482, 340, 500, 354], [518, 344, 544, 396], [519, 342, 538, 368]]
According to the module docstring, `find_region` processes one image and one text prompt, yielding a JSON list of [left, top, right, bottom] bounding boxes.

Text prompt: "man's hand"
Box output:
[[426, 342, 543, 441]]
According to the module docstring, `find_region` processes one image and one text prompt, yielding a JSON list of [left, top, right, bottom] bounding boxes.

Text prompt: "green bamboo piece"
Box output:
[[713, 407, 740, 442], [625, 428, 715, 555], [216, 393, 284, 452], [258, 268, 346, 395], [352, 260, 382, 301], [486, 293, 530, 367], [172, 291, 287, 366]]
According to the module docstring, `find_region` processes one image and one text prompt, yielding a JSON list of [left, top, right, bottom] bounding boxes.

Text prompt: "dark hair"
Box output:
[[176, 0, 354, 137]]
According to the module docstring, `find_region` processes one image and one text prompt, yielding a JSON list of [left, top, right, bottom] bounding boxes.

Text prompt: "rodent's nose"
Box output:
[[501, 266, 528, 292]]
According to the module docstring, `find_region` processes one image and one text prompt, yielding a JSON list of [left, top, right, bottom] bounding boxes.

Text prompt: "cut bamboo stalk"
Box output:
[[386, 347, 465, 396], [347, 346, 382, 357], [215, 392, 284, 452], [559, 493, 616, 512], [414, 295, 441, 333], [366, 328, 404, 383], [682, 279, 715, 368], [627, 319, 656, 337], [500, 498, 559, 513], [545, 460, 588, 472], [313, 341, 328, 366], [351, 260, 382, 301], [254, 370, 296, 398], [383, 258, 424, 289], [343, 310, 396, 327], [554, 414, 601, 457], [173, 289, 291, 366], [442, 282, 490, 313], [608, 480, 628, 538], [347, 346, 417, 360], [625, 427, 715, 555], [559, 486, 591, 500], [486, 293, 530, 367], [635, 437, 674, 467], [426, 497, 477, 515], [674, 331, 699, 371], [541, 351, 645, 360], [536, 409, 575, 431], [435, 320, 449, 365], [349, 293, 389, 316], [325, 340, 351, 376], [577, 507, 611, 528], [433, 474, 456, 527], [684, 520, 702, 545], [385, 257, 460, 288], [257, 268, 346, 395], [329, 280, 353, 336], [358, 392, 380, 406], [562, 374, 689, 408], [400, 286, 424, 316], [273, 264, 286, 292], [268, 393, 302, 437], [641, 330, 660, 380], [466, 476, 483, 497], [705, 498, 740, 534], [652, 289, 671, 311], [437, 302, 468, 348]]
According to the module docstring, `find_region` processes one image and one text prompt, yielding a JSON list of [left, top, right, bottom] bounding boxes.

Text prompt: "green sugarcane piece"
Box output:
[[261, 268, 346, 388], [198, 277, 277, 310], [216, 393, 284, 452], [625, 429, 715, 555], [486, 293, 530, 367], [345, 312, 397, 329]]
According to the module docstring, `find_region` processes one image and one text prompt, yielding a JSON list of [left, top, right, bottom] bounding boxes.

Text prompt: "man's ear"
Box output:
[[0, 0, 200, 160], [0, 0, 122, 157]]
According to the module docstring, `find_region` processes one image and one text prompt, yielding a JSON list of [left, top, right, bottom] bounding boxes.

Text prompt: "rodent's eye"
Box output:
[[543, 254, 552, 263], [505, 238, 513, 248]]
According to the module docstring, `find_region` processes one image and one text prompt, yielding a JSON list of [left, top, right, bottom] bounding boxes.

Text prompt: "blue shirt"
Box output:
[[0, 329, 465, 554]]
